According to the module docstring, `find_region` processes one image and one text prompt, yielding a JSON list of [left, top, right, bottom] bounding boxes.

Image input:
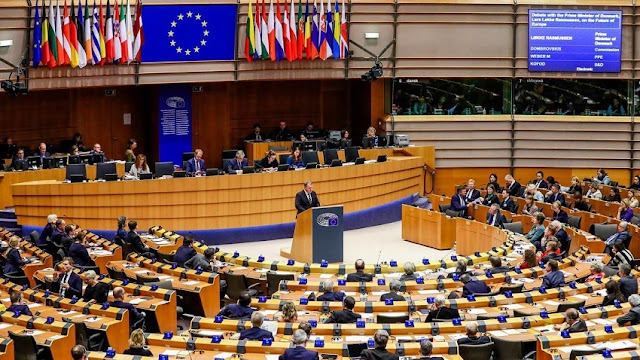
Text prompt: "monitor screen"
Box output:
[[155, 162, 175, 177], [66, 164, 87, 180], [68, 155, 80, 165], [303, 142, 317, 152], [304, 131, 320, 139], [79, 154, 92, 164], [92, 153, 105, 164], [347, 343, 368, 358], [27, 156, 42, 167], [528, 9, 622, 73]]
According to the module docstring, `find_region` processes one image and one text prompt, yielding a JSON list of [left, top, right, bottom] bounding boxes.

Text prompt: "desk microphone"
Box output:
[[180, 335, 195, 360], [376, 251, 382, 266], [62, 214, 80, 227]]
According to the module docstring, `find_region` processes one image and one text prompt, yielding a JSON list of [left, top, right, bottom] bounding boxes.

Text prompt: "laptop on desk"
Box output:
[[139, 173, 153, 180], [347, 343, 368, 360]]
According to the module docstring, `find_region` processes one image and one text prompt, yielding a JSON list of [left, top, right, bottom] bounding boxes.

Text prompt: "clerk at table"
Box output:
[[186, 149, 205, 176], [227, 150, 249, 173]]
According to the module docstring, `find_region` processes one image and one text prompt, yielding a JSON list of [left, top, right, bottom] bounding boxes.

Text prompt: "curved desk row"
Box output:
[[12, 152, 429, 242]]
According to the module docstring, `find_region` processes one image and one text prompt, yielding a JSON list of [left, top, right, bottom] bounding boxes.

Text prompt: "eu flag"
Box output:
[[141, 4, 237, 62]]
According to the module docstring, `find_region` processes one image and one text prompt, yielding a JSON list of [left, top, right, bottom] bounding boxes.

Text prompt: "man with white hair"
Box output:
[[278, 329, 318, 360], [551, 220, 569, 252], [617, 294, 640, 325], [426, 295, 459, 322], [380, 280, 406, 301], [360, 330, 399, 360], [317, 280, 345, 302], [604, 221, 631, 255], [486, 203, 505, 228], [38, 214, 57, 247], [457, 321, 490, 345], [239, 312, 274, 340], [227, 150, 249, 173], [504, 174, 521, 197], [82, 270, 109, 304]]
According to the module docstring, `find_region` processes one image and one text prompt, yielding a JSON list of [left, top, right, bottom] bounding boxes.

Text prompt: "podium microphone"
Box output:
[[376, 250, 382, 266]]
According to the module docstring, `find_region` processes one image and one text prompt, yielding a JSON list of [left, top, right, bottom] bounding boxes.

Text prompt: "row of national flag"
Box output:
[[32, 0, 144, 68], [245, 0, 348, 62]]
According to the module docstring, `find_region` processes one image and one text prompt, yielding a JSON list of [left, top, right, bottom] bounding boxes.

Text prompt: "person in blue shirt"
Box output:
[[239, 312, 275, 340], [7, 291, 31, 316], [592, 168, 611, 186], [617, 199, 634, 222], [217, 291, 254, 319], [461, 273, 491, 296], [526, 212, 546, 249], [173, 236, 197, 267], [317, 280, 346, 302], [541, 259, 565, 289], [286, 148, 305, 169], [3, 236, 28, 275]]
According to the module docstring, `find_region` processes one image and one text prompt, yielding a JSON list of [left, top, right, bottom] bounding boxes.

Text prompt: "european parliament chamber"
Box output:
[[3, 0, 640, 359]]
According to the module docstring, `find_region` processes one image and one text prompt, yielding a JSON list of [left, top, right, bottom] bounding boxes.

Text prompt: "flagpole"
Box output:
[[233, 0, 240, 80], [26, 0, 34, 77]]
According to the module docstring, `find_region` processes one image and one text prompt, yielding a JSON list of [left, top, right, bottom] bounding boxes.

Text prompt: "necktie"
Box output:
[[489, 214, 494, 225], [257, 134, 261, 141], [60, 273, 68, 297], [196, 161, 200, 172], [307, 192, 312, 204]]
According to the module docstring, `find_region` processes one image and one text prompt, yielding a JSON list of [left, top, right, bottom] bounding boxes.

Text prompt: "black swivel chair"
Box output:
[[302, 151, 319, 165], [225, 273, 261, 302], [266, 272, 295, 297], [567, 215, 582, 229], [345, 147, 359, 163], [322, 149, 338, 165], [9, 330, 49, 360], [107, 267, 125, 280], [376, 314, 409, 323], [136, 274, 160, 285], [5, 273, 30, 287], [68, 320, 107, 351], [29, 230, 40, 244], [458, 343, 494, 360], [557, 300, 585, 313]]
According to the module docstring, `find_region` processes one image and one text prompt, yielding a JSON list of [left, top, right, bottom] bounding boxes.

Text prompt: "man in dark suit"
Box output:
[[239, 312, 275, 340], [488, 256, 510, 274], [7, 291, 32, 316], [499, 189, 516, 213], [173, 236, 197, 267], [465, 179, 481, 202], [551, 221, 570, 252], [227, 150, 249, 173], [346, 259, 374, 282], [278, 329, 319, 360], [245, 124, 265, 142], [70, 233, 94, 267], [185, 149, 205, 176], [51, 257, 83, 299], [295, 181, 321, 215], [450, 185, 472, 217], [541, 259, 565, 289], [618, 264, 637, 301], [553, 308, 587, 333], [37, 142, 51, 162], [51, 219, 66, 246], [531, 171, 549, 189], [360, 330, 399, 360], [10, 148, 26, 170], [379, 280, 406, 301], [61, 224, 76, 255], [504, 174, 521, 197], [551, 201, 569, 224], [426, 295, 460, 321], [457, 322, 491, 345], [317, 280, 346, 302], [271, 121, 294, 141], [184, 247, 228, 298], [545, 183, 565, 206], [126, 221, 154, 258], [604, 221, 631, 255], [461, 274, 491, 296], [324, 296, 361, 323], [110, 286, 146, 328], [486, 204, 505, 228], [38, 214, 57, 247], [217, 291, 255, 319]]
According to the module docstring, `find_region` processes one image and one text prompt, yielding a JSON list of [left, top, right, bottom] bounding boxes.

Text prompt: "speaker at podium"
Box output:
[[281, 205, 344, 263]]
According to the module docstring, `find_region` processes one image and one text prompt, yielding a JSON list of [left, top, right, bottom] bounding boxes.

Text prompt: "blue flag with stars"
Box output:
[[141, 4, 237, 62]]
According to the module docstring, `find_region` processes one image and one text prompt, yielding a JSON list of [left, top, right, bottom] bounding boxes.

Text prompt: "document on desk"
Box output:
[[489, 330, 507, 337], [162, 350, 190, 356], [503, 329, 527, 335], [573, 295, 590, 300], [85, 317, 102, 322], [0, 324, 10, 330], [183, 280, 199, 286], [448, 334, 467, 341], [417, 290, 441, 295], [266, 355, 280, 360], [591, 318, 614, 325], [128, 298, 146, 305], [260, 310, 279, 316], [593, 340, 638, 351], [27, 330, 45, 336], [214, 352, 234, 359], [319, 274, 333, 279], [346, 336, 370, 342], [558, 345, 593, 353], [466, 309, 488, 315], [27, 303, 41, 308], [501, 304, 525, 309], [543, 300, 560, 306]]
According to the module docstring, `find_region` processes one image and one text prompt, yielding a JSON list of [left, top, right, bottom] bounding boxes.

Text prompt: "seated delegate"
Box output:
[[227, 150, 249, 173], [286, 148, 305, 169], [186, 149, 205, 176], [128, 154, 151, 179], [259, 150, 279, 169]]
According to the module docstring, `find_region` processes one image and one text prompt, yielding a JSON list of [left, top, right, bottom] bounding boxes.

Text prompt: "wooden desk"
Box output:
[[455, 219, 508, 257], [0, 313, 76, 360], [12, 152, 429, 232], [0, 337, 13, 360], [402, 205, 456, 250], [0, 163, 125, 209]]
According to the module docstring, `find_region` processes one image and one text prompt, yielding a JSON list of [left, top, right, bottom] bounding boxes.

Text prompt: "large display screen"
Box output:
[[528, 9, 622, 73]]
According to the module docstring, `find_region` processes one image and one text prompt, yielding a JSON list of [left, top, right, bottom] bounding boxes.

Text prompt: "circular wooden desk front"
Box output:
[[11, 156, 424, 231]]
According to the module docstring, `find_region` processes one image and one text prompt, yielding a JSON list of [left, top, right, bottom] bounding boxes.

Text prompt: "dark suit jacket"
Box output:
[[552, 210, 569, 224], [227, 158, 249, 173], [486, 211, 505, 228], [245, 132, 266, 141], [70, 242, 93, 266], [186, 158, 205, 176], [3, 248, 26, 274], [546, 192, 566, 206], [173, 246, 196, 267], [126, 231, 148, 255], [52, 272, 83, 298], [462, 280, 491, 296], [110, 299, 145, 326], [61, 234, 74, 255], [272, 128, 294, 142], [51, 228, 64, 246], [617, 306, 640, 325], [7, 304, 32, 316], [482, 195, 499, 206], [38, 223, 53, 246], [83, 282, 110, 303], [488, 266, 510, 274], [346, 272, 373, 282], [317, 291, 346, 302], [541, 270, 565, 289], [278, 346, 319, 360], [295, 190, 321, 214], [123, 347, 153, 356], [10, 156, 25, 170], [217, 304, 254, 319], [555, 229, 570, 251], [361, 348, 399, 360], [507, 181, 521, 196], [184, 254, 212, 272], [619, 275, 638, 300], [500, 198, 516, 213], [426, 306, 460, 322], [465, 189, 481, 202], [324, 309, 361, 323], [567, 319, 588, 333], [457, 336, 491, 345], [239, 326, 274, 340], [450, 195, 468, 214], [531, 180, 549, 189], [379, 292, 406, 301]]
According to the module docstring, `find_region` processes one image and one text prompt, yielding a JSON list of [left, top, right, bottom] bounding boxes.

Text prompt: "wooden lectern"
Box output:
[[281, 205, 344, 263]]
